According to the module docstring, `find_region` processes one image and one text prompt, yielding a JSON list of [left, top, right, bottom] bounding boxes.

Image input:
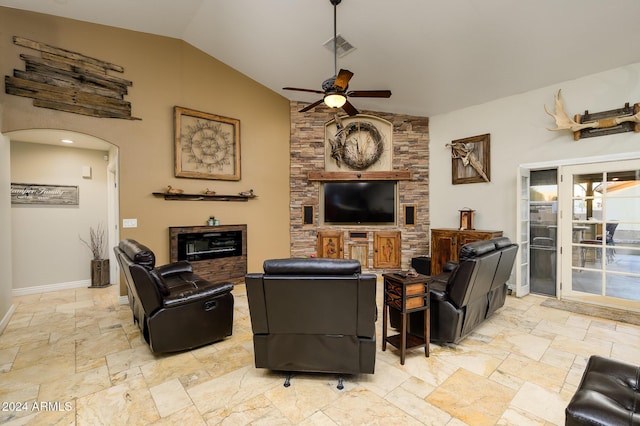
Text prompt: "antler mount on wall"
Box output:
[[544, 89, 639, 141]]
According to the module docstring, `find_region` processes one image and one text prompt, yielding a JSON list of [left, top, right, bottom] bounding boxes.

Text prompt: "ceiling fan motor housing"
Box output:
[[323, 76, 344, 92]]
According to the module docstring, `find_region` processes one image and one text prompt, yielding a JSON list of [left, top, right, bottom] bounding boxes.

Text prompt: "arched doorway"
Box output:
[[6, 129, 119, 293]]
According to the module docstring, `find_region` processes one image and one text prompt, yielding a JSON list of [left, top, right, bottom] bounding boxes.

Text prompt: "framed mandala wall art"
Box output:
[[174, 106, 241, 180]]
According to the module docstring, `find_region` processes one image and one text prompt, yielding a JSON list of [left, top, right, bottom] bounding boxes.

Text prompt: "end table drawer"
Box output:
[[406, 283, 425, 295], [385, 293, 424, 310], [406, 296, 425, 309]]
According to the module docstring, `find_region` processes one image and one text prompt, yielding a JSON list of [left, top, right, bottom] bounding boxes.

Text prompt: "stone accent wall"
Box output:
[[289, 101, 430, 272]]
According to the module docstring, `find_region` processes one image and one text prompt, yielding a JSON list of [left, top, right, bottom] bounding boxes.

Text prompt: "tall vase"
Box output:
[[91, 259, 110, 287]]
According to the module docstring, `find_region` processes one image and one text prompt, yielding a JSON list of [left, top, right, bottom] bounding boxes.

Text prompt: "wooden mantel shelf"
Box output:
[[307, 170, 412, 181], [152, 192, 256, 202]]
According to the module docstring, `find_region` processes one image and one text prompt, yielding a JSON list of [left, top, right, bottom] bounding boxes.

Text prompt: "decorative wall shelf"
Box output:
[[152, 192, 256, 202], [307, 170, 412, 181]]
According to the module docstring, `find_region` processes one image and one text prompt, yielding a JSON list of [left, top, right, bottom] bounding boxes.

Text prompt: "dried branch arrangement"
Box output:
[[80, 223, 107, 260]]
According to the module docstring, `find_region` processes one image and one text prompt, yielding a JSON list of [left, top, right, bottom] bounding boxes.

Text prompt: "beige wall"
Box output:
[[10, 142, 109, 289], [0, 8, 292, 295], [0, 129, 12, 330]]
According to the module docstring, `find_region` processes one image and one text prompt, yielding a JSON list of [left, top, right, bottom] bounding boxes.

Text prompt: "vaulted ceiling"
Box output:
[[2, 0, 640, 117]]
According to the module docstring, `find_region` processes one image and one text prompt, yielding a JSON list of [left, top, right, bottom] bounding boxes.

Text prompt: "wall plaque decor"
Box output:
[[325, 114, 392, 171], [447, 134, 490, 184], [5, 36, 139, 120], [174, 106, 241, 181], [544, 89, 640, 140], [11, 183, 79, 205]]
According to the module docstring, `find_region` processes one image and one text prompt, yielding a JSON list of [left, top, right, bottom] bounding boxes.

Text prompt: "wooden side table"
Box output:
[[382, 273, 430, 365]]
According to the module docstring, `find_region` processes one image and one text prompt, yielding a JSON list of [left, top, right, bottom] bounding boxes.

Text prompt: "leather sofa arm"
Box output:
[[155, 261, 193, 277], [163, 280, 234, 308], [442, 261, 458, 272], [429, 287, 449, 302]]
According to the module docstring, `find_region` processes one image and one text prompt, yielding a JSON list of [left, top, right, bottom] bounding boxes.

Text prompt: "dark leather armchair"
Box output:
[[245, 258, 377, 388], [406, 237, 518, 344], [566, 355, 640, 425], [114, 239, 234, 353]]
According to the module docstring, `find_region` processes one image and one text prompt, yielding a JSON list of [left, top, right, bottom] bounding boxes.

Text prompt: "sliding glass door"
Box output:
[[560, 160, 640, 307]]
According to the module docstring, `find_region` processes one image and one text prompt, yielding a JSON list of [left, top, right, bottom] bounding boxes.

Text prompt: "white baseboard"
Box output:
[[12, 279, 91, 297], [0, 304, 16, 335], [118, 295, 129, 305]]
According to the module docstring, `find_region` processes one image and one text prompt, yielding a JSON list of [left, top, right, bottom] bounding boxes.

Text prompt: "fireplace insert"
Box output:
[[177, 230, 242, 261]]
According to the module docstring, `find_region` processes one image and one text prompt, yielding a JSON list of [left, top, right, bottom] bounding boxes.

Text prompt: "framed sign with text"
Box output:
[[11, 183, 79, 205]]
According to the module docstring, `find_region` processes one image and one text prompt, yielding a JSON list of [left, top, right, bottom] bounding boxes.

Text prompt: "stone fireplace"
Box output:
[[289, 101, 430, 271]]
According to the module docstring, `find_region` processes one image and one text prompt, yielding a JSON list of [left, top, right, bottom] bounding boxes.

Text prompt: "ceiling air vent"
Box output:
[[323, 34, 356, 58]]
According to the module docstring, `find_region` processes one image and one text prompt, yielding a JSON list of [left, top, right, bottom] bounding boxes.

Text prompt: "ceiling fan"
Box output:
[[283, 0, 391, 116]]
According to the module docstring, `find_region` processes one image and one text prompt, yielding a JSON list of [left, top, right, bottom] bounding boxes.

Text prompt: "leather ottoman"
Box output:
[[566, 355, 640, 425]]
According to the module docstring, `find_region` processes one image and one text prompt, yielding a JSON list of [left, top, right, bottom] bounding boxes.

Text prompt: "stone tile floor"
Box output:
[[1, 281, 639, 425]]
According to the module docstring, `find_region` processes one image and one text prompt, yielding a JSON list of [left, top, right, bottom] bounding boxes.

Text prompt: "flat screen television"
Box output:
[[323, 181, 396, 224]]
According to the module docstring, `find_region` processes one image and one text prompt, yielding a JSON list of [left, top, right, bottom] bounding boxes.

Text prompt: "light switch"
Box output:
[[122, 218, 137, 228]]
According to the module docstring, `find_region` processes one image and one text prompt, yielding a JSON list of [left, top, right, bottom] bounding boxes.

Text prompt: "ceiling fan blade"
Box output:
[[342, 100, 359, 116], [283, 87, 325, 94], [299, 99, 325, 113], [333, 69, 354, 91], [347, 90, 392, 98]]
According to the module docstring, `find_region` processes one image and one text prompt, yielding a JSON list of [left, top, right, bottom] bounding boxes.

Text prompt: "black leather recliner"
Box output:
[[405, 237, 518, 344], [245, 258, 377, 387], [566, 355, 640, 425], [114, 239, 234, 353]]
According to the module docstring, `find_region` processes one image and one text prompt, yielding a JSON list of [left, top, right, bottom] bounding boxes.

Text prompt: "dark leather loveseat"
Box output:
[[114, 239, 234, 353], [245, 258, 377, 387], [404, 237, 518, 344], [566, 355, 640, 425]]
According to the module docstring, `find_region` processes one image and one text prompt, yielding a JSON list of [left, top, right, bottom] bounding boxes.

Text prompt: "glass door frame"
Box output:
[[516, 152, 640, 303], [559, 159, 640, 309], [515, 166, 531, 297]]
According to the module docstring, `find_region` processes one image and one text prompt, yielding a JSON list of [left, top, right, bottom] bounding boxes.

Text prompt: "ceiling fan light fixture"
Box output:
[[324, 93, 347, 108]]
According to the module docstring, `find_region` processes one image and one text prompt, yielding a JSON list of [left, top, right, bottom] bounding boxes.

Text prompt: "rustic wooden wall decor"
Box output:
[[446, 134, 490, 185], [5, 36, 140, 120], [544, 89, 640, 140]]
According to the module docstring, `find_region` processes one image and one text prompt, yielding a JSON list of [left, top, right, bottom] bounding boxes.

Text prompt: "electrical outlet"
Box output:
[[122, 218, 137, 228]]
